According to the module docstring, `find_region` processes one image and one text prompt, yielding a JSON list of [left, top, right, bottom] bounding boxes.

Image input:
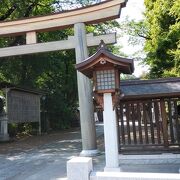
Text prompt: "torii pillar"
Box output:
[[74, 23, 98, 156]]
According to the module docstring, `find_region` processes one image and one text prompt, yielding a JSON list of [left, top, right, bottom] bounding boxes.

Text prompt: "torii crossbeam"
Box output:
[[0, 33, 116, 58]]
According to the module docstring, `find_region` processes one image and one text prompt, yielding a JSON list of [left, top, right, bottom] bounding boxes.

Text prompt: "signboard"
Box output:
[[7, 90, 40, 123]]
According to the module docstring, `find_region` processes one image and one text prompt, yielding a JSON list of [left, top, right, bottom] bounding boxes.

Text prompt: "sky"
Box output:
[[117, 0, 149, 77]]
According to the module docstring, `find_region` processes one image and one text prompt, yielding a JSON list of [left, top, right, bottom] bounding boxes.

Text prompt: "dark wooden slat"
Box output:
[[143, 102, 149, 144], [177, 98, 180, 143], [125, 102, 131, 144], [116, 109, 121, 151], [120, 103, 125, 145], [167, 99, 175, 143], [120, 97, 180, 153], [137, 102, 143, 144], [148, 101, 155, 144], [154, 101, 161, 144], [174, 100, 180, 143], [160, 99, 169, 147], [131, 103, 137, 144]]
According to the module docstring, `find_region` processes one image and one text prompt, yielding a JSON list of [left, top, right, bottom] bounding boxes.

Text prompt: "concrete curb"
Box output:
[[119, 154, 180, 165]]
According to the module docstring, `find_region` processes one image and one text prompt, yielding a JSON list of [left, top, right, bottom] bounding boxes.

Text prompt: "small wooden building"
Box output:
[[118, 77, 180, 154], [8, 90, 41, 123], [0, 82, 43, 134]]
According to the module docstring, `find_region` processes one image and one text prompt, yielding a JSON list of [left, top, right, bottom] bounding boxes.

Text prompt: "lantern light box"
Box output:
[[76, 40, 134, 94], [96, 69, 115, 90]]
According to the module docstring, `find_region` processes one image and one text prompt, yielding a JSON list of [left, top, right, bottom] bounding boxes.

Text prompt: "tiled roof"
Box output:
[[0, 82, 44, 95], [120, 77, 180, 99]]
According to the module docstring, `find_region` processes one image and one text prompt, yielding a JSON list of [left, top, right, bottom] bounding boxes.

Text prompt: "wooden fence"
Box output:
[[118, 97, 180, 153]]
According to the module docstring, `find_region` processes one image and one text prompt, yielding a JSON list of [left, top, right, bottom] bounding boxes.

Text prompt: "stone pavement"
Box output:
[[0, 123, 179, 180], [0, 123, 104, 180]]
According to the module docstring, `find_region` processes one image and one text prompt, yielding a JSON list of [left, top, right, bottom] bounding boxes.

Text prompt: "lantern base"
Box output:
[[80, 149, 100, 157], [104, 167, 121, 172]]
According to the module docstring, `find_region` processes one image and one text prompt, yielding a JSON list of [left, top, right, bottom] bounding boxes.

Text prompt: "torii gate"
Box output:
[[0, 0, 127, 156]]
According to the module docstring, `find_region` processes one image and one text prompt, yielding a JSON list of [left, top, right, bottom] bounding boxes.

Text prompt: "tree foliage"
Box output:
[[119, 17, 149, 46], [0, 0, 120, 131], [144, 0, 180, 78], [119, 0, 180, 78]]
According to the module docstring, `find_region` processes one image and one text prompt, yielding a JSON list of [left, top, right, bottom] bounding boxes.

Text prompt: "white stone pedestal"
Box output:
[[67, 157, 93, 180], [103, 93, 120, 172], [0, 116, 9, 142]]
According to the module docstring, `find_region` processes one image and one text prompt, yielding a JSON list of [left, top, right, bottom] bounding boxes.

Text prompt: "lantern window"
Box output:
[[96, 70, 115, 90]]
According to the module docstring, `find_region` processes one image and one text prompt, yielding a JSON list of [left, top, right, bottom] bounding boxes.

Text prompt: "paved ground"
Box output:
[[0, 123, 104, 180], [0, 123, 179, 180], [0, 131, 79, 180]]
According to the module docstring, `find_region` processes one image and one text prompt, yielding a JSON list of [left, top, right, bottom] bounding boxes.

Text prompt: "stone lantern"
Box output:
[[76, 41, 134, 171]]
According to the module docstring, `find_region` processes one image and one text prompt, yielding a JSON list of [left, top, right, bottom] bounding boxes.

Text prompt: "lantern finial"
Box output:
[[98, 40, 108, 51]]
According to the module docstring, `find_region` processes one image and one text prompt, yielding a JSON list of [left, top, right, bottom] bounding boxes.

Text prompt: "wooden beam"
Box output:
[[0, 33, 116, 58], [0, 0, 126, 37]]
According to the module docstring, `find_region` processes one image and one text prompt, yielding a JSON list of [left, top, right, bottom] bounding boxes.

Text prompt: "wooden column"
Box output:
[[74, 23, 98, 156]]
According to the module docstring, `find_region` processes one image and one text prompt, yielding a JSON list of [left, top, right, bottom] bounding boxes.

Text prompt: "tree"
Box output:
[[144, 0, 180, 78], [0, 0, 120, 131], [0, 0, 77, 130], [119, 0, 180, 78]]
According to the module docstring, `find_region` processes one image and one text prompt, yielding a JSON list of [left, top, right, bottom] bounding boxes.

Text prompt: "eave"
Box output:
[[0, 82, 45, 95], [0, 0, 127, 37], [76, 46, 134, 78], [120, 77, 180, 100]]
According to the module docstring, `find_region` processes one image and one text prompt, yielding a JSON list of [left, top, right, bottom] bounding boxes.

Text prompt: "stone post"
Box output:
[[74, 23, 98, 156], [103, 93, 120, 172], [38, 96, 41, 135], [0, 88, 9, 142], [0, 116, 9, 141]]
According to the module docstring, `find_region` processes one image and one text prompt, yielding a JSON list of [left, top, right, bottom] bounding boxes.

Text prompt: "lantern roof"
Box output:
[[75, 40, 134, 78]]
